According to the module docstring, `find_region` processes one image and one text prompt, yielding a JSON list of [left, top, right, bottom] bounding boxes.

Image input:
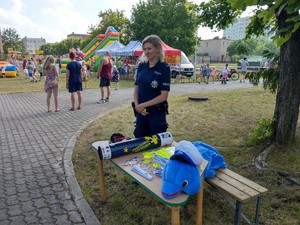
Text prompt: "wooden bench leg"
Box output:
[[234, 201, 242, 225], [196, 179, 204, 225], [171, 207, 180, 225], [96, 153, 107, 203]]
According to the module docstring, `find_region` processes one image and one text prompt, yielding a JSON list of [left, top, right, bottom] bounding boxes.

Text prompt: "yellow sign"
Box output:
[[35, 50, 44, 55]]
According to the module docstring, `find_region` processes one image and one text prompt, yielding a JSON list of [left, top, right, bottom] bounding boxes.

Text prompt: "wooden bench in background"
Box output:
[[206, 168, 268, 225], [171, 75, 193, 83]]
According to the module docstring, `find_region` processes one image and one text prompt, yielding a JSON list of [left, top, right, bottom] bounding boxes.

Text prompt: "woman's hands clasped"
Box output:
[[135, 103, 149, 116]]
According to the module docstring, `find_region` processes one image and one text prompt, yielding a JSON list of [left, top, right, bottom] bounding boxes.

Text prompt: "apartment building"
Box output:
[[22, 37, 46, 55], [223, 17, 251, 40], [224, 16, 274, 41]]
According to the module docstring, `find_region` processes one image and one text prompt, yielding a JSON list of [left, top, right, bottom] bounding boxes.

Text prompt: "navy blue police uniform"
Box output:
[[134, 61, 171, 138]]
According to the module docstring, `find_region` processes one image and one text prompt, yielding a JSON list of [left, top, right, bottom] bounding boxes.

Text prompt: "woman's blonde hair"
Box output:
[[140, 34, 164, 62], [43, 55, 55, 71]]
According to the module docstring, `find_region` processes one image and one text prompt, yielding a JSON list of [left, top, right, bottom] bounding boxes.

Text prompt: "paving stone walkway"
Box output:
[[0, 81, 253, 225]]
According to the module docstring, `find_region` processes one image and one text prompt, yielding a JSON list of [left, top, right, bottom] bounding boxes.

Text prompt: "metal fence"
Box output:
[[192, 55, 234, 64]]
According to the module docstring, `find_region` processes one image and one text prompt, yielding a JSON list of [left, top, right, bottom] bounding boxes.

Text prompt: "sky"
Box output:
[[0, 0, 248, 44]]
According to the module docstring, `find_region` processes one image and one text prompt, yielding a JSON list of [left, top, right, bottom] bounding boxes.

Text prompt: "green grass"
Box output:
[[72, 87, 300, 225]]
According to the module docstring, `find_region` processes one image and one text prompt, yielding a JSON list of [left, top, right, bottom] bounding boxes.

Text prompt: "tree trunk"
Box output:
[[273, 9, 300, 144]]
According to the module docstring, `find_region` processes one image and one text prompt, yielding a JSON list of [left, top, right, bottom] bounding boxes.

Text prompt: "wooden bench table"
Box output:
[[92, 141, 208, 225], [206, 168, 268, 225]]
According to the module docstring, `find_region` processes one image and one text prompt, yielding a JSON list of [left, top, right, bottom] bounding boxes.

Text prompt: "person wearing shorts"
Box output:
[[38, 60, 43, 81], [97, 51, 113, 104], [66, 51, 83, 111], [240, 57, 249, 83], [27, 60, 37, 82]]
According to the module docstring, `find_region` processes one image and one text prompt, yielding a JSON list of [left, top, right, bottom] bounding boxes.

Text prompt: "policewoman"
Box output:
[[133, 35, 171, 138]]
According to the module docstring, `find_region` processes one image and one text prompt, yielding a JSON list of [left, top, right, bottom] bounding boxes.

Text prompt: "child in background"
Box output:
[[198, 63, 207, 84], [27, 60, 37, 82], [31, 57, 38, 77], [124, 64, 129, 77], [38, 60, 44, 82], [211, 67, 217, 84], [119, 63, 125, 76], [221, 63, 229, 85], [204, 63, 211, 84], [111, 65, 120, 90], [86, 63, 92, 77], [81, 61, 88, 88], [1, 66, 6, 78], [23, 68, 29, 79]]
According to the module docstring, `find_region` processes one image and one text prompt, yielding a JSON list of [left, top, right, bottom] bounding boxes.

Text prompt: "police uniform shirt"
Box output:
[[135, 61, 171, 104]]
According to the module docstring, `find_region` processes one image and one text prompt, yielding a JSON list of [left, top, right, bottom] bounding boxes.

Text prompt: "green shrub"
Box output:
[[251, 118, 274, 144]]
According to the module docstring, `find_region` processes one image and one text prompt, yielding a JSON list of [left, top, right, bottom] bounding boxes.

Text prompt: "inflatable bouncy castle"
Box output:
[[0, 61, 17, 78], [60, 58, 70, 74], [60, 26, 120, 73], [82, 26, 120, 71]]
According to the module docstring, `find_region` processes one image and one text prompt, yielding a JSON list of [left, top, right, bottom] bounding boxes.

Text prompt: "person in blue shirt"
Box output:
[[133, 35, 171, 138], [66, 51, 83, 111]]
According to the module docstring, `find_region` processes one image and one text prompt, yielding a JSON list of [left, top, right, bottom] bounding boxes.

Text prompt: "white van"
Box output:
[[170, 52, 194, 78]]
